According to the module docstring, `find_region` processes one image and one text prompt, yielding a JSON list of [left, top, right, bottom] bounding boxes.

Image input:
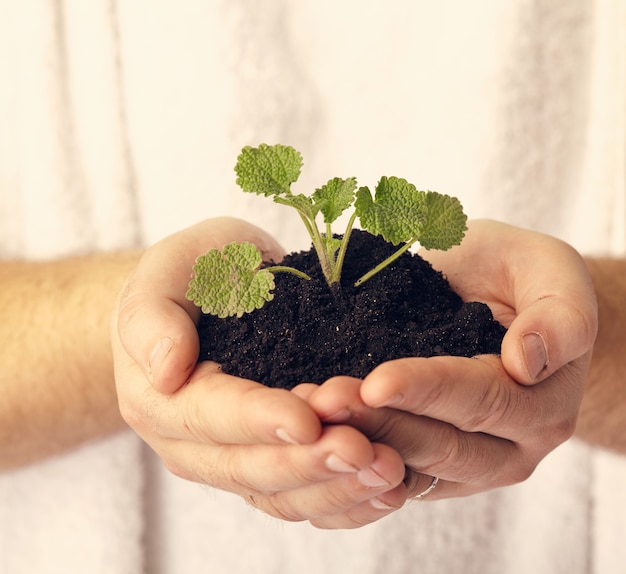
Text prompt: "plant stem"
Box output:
[[297, 212, 334, 286], [331, 211, 358, 284], [269, 265, 311, 281], [354, 238, 416, 287]]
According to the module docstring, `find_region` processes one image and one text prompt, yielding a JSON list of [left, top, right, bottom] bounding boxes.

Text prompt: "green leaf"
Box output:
[[312, 177, 357, 223], [235, 144, 303, 197], [355, 177, 428, 244], [417, 192, 467, 250], [274, 193, 319, 220], [324, 235, 343, 261], [186, 242, 275, 318]]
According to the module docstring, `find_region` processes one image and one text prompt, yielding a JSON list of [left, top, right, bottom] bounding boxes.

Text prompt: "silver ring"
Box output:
[[414, 476, 439, 500]]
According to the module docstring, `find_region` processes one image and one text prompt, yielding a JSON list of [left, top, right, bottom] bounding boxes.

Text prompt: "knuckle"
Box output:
[[431, 431, 471, 473], [212, 448, 253, 491], [417, 429, 487, 484], [555, 415, 577, 442], [326, 482, 360, 509], [116, 291, 146, 335], [412, 359, 450, 409], [341, 507, 382, 529], [192, 448, 247, 491], [181, 396, 205, 441], [494, 454, 536, 487], [465, 378, 518, 433], [506, 464, 535, 485], [364, 413, 402, 446], [287, 460, 319, 485], [259, 495, 307, 523], [542, 414, 577, 450], [567, 293, 598, 350]]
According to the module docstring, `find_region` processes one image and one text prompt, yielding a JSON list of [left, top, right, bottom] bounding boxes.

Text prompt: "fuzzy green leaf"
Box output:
[[274, 193, 319, 220], [416, 192, 467, 250], [324, 235, 343, 260], [186, 242, 275, 318], [355, 176, 428, 245], [235, 144, 303, 197], [312, 177, 358, 223]]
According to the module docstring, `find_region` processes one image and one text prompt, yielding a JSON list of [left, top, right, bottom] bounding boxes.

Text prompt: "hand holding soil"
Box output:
[[113, 217, 410, 528], [112, 217, 597, 525], [301, 219, 597, 500]]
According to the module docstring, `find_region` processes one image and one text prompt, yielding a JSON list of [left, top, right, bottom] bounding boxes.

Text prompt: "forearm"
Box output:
[[0, 252, 141, 471], [575, 257, 626, 453]]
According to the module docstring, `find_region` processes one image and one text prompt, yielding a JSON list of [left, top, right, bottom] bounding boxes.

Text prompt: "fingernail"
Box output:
[[357, 467, 391, 488], [275, 428, 300, 445], [522, 332, 549, 380], [149, 337, 174, 380], [370, 497, 396, 511], [326, 454, 359, 473]]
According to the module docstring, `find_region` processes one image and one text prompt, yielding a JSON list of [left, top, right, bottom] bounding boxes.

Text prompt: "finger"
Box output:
[[308, 482, 407, 529], [304, 376, 366, 423], [120, 362, 323, 448], [500, 230, 597, 384], [501, 293, 597, 385], [424, 220, 598, 385], [290, 382, 320, 402], [248, 443, 406, 525], [115, 290, 200, 394], [167, 424, 385, 492], [307, 375, 427, 457], [360, 355, 574, 446], [309, 375, 524, 487], [116, 217, 285, 393]]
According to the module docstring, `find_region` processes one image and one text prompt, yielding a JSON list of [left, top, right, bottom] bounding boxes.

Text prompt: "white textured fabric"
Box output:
[[0, 1, 625, 573]]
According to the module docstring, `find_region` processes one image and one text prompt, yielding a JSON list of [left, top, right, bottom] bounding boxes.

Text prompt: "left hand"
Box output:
[[299, 220, 598, 500], [112, 217, 407, 529]]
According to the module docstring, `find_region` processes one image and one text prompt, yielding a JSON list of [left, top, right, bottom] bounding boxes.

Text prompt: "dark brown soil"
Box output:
[[197, 230, 506, 390]]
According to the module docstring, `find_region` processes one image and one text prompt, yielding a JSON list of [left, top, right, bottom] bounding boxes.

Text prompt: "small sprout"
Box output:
[[187, 144, 467, 317], [235, 144, 358, 285]]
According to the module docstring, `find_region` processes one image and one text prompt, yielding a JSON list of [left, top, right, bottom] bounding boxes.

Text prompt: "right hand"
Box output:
[[111, 217, 407, 529], [300, 220, 598, 501]]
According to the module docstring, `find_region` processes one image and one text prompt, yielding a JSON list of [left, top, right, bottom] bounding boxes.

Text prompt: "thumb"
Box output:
[[115, 217, 285, 394], [115, 289, 200, 394], [501, 260, 598, 385]]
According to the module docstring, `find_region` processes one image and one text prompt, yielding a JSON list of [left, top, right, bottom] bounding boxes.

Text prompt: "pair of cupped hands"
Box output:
[[112, 218, 597, 529]]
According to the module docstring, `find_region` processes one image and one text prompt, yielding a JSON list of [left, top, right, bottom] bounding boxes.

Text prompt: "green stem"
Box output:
[[298, 212, 334, 286], [269, 265, 311, 281], [354, 238, 416, 287], [331, 211, 358, 284]]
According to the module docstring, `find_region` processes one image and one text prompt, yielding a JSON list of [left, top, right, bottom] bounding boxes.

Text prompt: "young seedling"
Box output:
[[186, 143, 467, 317]]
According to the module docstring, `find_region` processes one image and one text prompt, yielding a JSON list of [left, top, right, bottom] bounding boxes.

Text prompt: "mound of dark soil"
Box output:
[[197, 230, 506, 390]]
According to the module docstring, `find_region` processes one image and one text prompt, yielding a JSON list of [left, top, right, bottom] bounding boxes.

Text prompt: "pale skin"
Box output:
[[301, 220, 603, 500], [1, 218, 624, 529]]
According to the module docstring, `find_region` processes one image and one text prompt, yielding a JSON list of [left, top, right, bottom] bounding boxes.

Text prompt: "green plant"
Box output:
[[186, 143, 467, 317]]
